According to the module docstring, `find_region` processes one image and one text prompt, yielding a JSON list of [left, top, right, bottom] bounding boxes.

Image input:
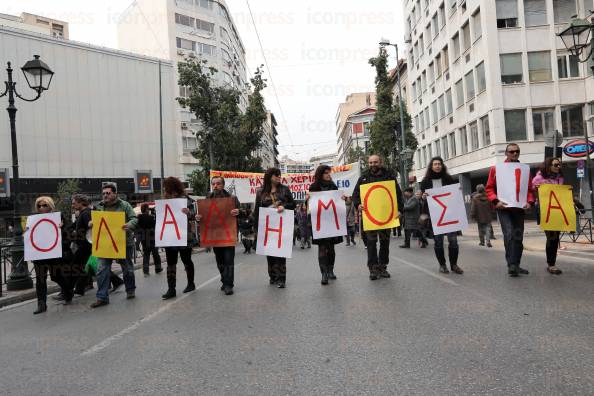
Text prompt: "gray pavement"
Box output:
[[1, 234, 594, 395]]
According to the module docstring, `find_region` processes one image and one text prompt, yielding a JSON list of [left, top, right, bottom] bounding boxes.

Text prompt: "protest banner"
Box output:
[[538, 184, 576, 232], [155, 198, 188, 247], [197, 197, 237, 247], [496, 163, 531, 208], [210, 163, 360, 203], [360, 181, 400, 231], [425, 184, 468, 235], [309, 190, 347, 239], [92, 211, 126, 259], [256, 208, 294, 258], [24, 212, 62, 261]]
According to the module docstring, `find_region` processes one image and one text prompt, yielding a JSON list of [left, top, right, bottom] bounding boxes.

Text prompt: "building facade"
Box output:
[[0, 12, 69, 39], [310, 152, 337, 169], [335, 92, 377, 165], [117, 0, 249, 178], [0, 26, 178, 206], [403, 0, 594, 207], [279, 156, 313, 174], [256, 111, 280, 170]]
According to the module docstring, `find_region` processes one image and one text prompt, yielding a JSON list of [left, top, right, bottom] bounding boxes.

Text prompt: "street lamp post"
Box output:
[[380, 39, 408, 188], [558, 17, 594, 215], [0, 55, 54, 290]]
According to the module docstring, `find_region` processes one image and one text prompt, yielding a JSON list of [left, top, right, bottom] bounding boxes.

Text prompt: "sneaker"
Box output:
[[183, 283, 196, 293], [162, 289, 176, 300], [379, 269, 391, 278], [439, 265, 450, 274], [451, 265, 464, 275], [126, 291, 135, 299], [518, 267, 529, 275], [90, 300, 109, 309], [508, 265, 519, 277], [155, 268, 163, 274], [277, 282, 286, 288], [223, 286, 234, 295], [369, 273, 379, 281]]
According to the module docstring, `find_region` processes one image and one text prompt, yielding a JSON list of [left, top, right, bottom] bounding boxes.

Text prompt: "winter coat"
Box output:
[[296, 210, 311, 237], [95, 198, 138, 246], [346, 201, 356, 227], [253, 184, 296, 230], [402, 196, 421, 230], [308, 180, 343, 245], [470, 192, 493, 224], [531, 170, 564, 201]]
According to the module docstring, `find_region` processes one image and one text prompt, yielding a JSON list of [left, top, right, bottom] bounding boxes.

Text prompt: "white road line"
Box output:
[[81, 272, 222, 357], [391, 256, 460, 286]]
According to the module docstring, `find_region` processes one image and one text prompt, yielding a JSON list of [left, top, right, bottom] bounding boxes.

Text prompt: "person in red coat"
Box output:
[[485, 143, 535, 277]]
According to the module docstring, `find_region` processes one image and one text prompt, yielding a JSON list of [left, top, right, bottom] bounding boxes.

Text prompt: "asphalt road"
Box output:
[[1, 234, 594, 395]]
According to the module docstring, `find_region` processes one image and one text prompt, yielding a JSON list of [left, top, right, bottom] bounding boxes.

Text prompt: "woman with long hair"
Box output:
[[532, 157, 565, 274], [419, 157, 464, 274], [161, 177, 197, 299], [308, 165, 344, 285], [254, 167, 295, 288]]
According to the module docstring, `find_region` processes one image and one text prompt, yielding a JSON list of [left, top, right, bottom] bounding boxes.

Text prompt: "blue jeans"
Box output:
[[497, 209, 524, 268], [96, 245, 136, 302]]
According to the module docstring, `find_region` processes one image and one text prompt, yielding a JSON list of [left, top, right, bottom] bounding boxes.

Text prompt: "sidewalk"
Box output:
[[0, 248, 206, 309]]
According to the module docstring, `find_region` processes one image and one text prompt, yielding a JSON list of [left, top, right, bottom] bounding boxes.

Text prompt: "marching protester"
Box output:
[[532, 157, 564, 275], [486, 143, 536, 277], [238, 207, 255, 254], [470, 185, 493, 248], [417, 190, 432, 243], [69, 194, 94, 296], [199, 176, 241, 295], [30, 196, 72, 314], [137, 203, 162, 276], [400, 187, 428, 249], [352, 155, 403, 280], [308, 165, 344, 285], [420, 157, 463, 274], [296, 204, 311, 249], [345, 196, 356, 246], [90, 183, 138, 308], [161, 177, 197, 300], [254, 167, 295, 288]]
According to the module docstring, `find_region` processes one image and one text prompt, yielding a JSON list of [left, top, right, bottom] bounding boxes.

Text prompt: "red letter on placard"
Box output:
[[545, 190, 569, 225], [263, 215, 283, 248], [96, 217, 119, 253], [316, 199, 339, 231], [30, 218, 59, 252], [363, 185, 395, 226], [159, 204, 181, 241], [515, 168, 522, 202], [202, 200, 232, 244], [432, 193, 459, 227]]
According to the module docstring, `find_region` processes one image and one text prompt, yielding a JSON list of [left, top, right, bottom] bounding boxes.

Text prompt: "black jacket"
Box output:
[[308, 181, 343, 245], [419, 174, 456, 192], [253, 184, 295, 229], [351, 167, 404, 211]]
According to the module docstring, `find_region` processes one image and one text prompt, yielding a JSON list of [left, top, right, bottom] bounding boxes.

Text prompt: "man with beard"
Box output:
[[352, 155, 403, 280], [197, 176, 241, 295]]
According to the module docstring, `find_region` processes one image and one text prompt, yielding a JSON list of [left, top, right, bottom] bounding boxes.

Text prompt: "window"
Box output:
[[415, 115, 420, 132], [505, 109, 527, 140], [442, 136, 449, 159], [175, 13, 195, 27], [465, 71, 475, 100], [439, 3, 446, 28], [432, 13, 439, 37], [481, 115, 491, 146], [412, 82, 417, 101], [416, 77, 422, 99], [421, 71, 427, 92], [473, 9, 482, 40], [469, 122, 479, 150], [462, 22, 471, 52], [436, 53, 443, 76], [558, 54, 580, 78], [196, 19, 215, 34], [456, 79, 465, 107], [528, 51, 552, 82], [428, 62, 435, 84], [431, 100, 438, 123], [183, 136, 198, 152], [476, 61, 486, 93], [425, 107, 431, 128], [446, 89, 453, 115], [426, 25, 432, 47], [460, 127, 469, 153], [496, 0, 519, 28], [197, 42, 216, 56], [435, 140, 441, 157], [439, 94, 446, 118], [198, 0, 213, 9], [553, 0, 577, 24], [452, 33, 460, 59], [524, 0, 547, 26], [419, 110, 425, 131], [176, 37, 195, 50], [442, 45, 450, 71], [561, 104, 585, 137], [449, 0, 457, 14], [179, 85, 191, 98], [532, 108, 555, 140], [500, 53, 523, 84], [449, 132, 457, 157]]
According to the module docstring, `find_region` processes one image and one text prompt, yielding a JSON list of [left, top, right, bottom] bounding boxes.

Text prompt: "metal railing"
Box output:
[[560, 209, 593, 244]]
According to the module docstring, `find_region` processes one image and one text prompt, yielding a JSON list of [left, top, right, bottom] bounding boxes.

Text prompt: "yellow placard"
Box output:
[[361, 180, 400, 231], [92, 211, 126, 259], [538, 184, 576, 232]]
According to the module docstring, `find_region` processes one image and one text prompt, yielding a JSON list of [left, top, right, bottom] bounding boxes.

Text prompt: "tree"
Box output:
[[187, 169, 209, 197], [56, 179, 80, 224], [368, 48, 417, 176], [346, 145, 365, 165]]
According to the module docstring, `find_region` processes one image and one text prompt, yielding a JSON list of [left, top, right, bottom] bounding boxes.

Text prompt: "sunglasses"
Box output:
[[507, 150, 520, 154], [552, 163, 561, 168]]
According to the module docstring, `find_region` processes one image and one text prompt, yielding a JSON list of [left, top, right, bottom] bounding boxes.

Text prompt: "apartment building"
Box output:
[[279, 156, 313, 174], [0, 12, 69, 39], [335, 92, 377, 165], [403, 0, 594, 206], [257, 111, 280, 169], [310, 152, 337, 169], [118, 0, 248, 177]]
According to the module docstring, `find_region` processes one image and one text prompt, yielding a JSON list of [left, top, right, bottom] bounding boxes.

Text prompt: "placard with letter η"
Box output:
[[256, 208, 294, 258]]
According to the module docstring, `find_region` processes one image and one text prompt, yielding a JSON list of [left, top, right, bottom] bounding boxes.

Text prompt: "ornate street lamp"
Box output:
[[0, 55, 54, 290], [558, 18, 594, 216]]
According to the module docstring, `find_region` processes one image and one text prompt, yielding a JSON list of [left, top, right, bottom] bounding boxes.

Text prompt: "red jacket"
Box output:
[[485, 160, 535, 206]]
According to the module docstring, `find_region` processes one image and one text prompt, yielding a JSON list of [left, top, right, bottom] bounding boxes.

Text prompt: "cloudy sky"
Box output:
[[0, 0, 404, 161]]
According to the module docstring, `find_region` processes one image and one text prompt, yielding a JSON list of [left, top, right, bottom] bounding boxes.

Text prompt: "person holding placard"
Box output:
[[29, 196, 73, 314], [161, 177, 197, 300], [254, 167, 295, 288], [485, 144, 536, 277], [532, 158, 565, 275], [352, 155, 403, 280], [420, 157, 464, 274], [89, 183, 139, 308], [308, 165, 344, 285]]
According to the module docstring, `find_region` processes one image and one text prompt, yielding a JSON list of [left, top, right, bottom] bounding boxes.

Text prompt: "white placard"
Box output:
[[256, 208, 294, 258], [309, 190, 347, 239], [24, 212, 63, 261], [426, 184, 468, 236], [496, 163, 530, 208], [155, 198, 188, 247]]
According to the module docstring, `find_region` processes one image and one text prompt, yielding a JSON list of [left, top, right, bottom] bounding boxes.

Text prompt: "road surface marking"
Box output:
[[391, 256, 460, 286]]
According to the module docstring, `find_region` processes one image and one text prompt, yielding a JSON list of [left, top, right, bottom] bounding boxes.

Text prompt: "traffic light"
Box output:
[[0, 168, 9, 197]]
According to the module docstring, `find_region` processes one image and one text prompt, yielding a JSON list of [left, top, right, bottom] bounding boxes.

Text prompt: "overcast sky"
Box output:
[[0, 0, 404, 161]]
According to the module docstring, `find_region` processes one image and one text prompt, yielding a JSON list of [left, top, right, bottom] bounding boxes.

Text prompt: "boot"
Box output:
[[319, 258, 329, 285], [449, 246, 463, 274], [328, 253, 337, 280], [369, 264, 379, 280], [379, 265, 391, 278], [435, 247, 449, 274], [163, 273, 176, 299], [33, 301, 47, 315], [161, 289, 176, 299]]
